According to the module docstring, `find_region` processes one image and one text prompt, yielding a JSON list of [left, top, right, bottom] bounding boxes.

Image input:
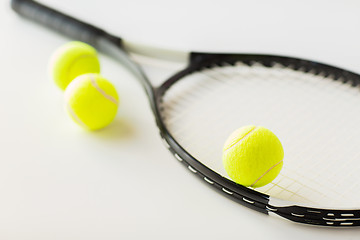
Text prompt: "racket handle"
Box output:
[[11, 0, 107, 46]]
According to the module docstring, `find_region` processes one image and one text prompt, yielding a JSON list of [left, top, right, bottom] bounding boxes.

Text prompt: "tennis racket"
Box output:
[[12, 0, 360, 227]]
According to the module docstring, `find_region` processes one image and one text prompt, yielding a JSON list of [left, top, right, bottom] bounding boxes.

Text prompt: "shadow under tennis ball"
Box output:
[[91, 117, 135, 141]]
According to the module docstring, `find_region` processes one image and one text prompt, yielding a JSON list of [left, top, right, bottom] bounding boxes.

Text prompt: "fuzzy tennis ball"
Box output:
[[64, 73, 119, 130], [222, 125, 284, 188], [49, 41, 100, 90]]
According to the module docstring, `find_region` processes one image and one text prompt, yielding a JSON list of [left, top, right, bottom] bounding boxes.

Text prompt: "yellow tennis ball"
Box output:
[[222, 125, 284, 188], [64, 73, 119, 130], [49, 41, 100, 90]]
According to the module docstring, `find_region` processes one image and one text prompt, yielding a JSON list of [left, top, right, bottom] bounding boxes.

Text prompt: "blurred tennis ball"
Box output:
[[49, 41, 100, 90], [222, 125, 284, 188], [64, 73, 119, 130]]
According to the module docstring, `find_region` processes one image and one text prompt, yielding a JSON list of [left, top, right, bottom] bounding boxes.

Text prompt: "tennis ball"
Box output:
[[49, 41, 100, 90], [222, 125, 284, 188], [64, 73, 119, 130]]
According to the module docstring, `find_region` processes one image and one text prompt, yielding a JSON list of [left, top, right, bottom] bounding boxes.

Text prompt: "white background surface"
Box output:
[[2, 0, 360, 239]]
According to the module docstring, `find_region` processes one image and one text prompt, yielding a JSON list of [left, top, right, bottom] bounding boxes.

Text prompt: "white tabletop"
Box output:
[[2, 0, 360, 239]]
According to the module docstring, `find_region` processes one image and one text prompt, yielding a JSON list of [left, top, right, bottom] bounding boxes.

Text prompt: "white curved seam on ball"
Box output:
[[224, 127, 258, 153], [66, 103, 88, 128], [250, 160, 283, 187], [90, 75, 118, 105]]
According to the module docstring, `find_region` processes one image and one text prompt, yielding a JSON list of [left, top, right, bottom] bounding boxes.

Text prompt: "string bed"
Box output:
[[161, 62, 360, 208]]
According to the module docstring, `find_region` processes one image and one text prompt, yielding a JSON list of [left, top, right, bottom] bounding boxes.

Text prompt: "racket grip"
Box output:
[[11, 0, 106, 46]]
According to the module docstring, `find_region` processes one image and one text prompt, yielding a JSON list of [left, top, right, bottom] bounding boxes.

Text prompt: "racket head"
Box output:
[[153, 53, 360, 226]]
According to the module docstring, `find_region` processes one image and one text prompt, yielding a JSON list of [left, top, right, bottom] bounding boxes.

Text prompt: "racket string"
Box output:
[[161, 62, 360, 207]]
